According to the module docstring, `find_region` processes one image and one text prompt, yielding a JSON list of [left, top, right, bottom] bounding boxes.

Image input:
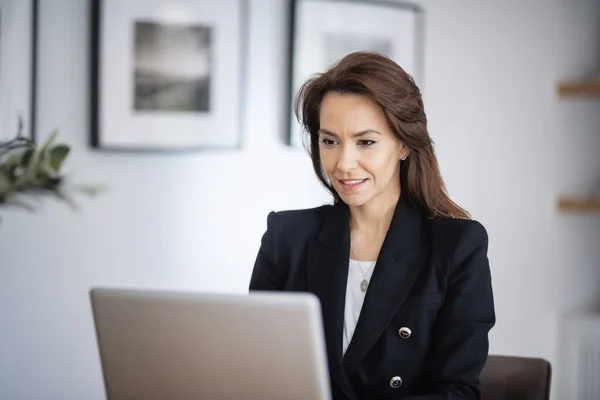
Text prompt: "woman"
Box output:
[[249, 51, 495, 400]]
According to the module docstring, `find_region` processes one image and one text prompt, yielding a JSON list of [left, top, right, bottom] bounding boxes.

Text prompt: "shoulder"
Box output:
[[263, 204, 332, 237], [425, 216, 489, 262], [424, 217, 493, 303], [269, 204, 332, 225], [428, 215, 488, 243]]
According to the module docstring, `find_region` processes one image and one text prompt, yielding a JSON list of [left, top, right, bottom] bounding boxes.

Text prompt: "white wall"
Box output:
[[1, 0, 599, 399]]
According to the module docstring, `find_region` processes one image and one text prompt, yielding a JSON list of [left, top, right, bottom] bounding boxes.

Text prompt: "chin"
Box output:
[[338, 193, 372, 207], [333, 180, 373, 206]]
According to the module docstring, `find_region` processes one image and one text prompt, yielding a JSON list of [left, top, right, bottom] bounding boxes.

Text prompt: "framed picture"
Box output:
[[90, 0, 247, 152], [288, 0, 423, 148], [0, 0, 37, 141]]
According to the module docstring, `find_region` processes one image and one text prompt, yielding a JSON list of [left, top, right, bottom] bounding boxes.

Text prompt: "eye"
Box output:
[[358, 139, 376, 147], [319, 137, 337, 147]]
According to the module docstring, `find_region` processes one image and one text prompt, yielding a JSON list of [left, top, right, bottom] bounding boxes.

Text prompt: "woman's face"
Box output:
[[318, 92, 407, 208]]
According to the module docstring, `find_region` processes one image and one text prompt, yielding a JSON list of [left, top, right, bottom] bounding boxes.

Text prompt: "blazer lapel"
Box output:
[[307, 203, 356, 399], [342, 196, 429, 376]]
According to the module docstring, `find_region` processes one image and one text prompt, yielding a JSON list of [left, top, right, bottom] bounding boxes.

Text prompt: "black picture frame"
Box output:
[[90, 0, 248, 152]]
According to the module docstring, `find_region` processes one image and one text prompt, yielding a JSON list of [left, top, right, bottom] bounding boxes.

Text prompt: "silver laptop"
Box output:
[[90, 288, 332, 400]]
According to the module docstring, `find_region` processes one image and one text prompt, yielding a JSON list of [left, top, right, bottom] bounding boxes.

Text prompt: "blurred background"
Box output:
[[1, 0, 600, 399]]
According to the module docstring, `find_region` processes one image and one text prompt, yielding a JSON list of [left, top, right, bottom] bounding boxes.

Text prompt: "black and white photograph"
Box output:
[[133, 21, 211, 113], [0, 0, 36, 141], [289, 0, 423, 147], [91, 0, 246, 151]]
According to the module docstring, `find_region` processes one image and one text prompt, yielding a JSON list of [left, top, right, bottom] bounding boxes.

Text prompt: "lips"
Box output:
[[337, 178, 367, 191], [339, 179, 365, 185]]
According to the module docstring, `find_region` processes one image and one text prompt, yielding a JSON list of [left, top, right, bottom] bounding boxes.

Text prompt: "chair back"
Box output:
[[481, 355, 552, 400]]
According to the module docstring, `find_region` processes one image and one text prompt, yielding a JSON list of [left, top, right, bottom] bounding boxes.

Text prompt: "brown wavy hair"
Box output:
[[294, 51, 470, 219]]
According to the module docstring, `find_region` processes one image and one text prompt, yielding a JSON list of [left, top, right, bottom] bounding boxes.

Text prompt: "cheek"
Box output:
[[319, 152, 336, 175], [364, 153, 399, 178]]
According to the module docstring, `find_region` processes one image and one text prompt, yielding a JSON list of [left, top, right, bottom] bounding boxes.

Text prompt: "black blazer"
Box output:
[[249, 196, 495, 400]]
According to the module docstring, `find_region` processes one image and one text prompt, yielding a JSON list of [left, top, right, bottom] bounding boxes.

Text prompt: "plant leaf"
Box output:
[[70, 184, 107, 197], [0, 174, 9, 198], [49, 145, 69, 171], [40, 130, 58, 153], [20, 148, 34, 167], [0, 127, 106, 214], [17, 116, 24, 137], [3, 195, 37, 212], [53, 187, 78, 211]]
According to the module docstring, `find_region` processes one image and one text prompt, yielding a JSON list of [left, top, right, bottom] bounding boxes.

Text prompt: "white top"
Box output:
[[342, 258, 377, 356]]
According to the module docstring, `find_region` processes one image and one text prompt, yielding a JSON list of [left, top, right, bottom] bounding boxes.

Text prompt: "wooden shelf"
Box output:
[[557, 77, 600, 98], [557, 195, 600, 214]]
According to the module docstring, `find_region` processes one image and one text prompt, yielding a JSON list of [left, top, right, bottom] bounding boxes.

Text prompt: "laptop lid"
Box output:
[[90, 288, 332, 400]]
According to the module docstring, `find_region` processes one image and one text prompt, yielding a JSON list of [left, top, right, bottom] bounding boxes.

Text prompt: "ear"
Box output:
[[399, 147, 409, 161]]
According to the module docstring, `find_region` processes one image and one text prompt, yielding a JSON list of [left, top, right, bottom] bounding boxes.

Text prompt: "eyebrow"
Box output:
[[317, 129, 381, 137]]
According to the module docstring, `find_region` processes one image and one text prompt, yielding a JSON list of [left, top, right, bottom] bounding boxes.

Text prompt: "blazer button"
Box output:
[[389, 376, 403, 388], [398, 327, 412, 339]]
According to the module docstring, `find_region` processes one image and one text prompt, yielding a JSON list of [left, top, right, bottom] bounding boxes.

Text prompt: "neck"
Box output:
[[349, 189, 400, 237]]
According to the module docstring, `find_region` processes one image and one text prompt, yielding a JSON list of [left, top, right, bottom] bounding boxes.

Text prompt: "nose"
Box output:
[[336, 144, 359, 172]]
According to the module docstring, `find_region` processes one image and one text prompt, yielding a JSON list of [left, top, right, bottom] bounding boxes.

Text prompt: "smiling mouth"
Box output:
[[338, 179, 366, 185], [337, 178, 368, 191]]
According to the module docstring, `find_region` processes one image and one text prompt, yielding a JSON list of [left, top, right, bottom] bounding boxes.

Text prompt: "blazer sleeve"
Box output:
[[249, 211, 288, 291], [403, 221, 496, 400]]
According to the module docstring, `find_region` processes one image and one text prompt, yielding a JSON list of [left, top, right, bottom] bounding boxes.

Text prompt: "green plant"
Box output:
[[0, 118, 104, 212]]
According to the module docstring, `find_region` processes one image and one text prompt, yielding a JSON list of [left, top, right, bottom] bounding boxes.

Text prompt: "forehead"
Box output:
[[319, 92, 389, 132]]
